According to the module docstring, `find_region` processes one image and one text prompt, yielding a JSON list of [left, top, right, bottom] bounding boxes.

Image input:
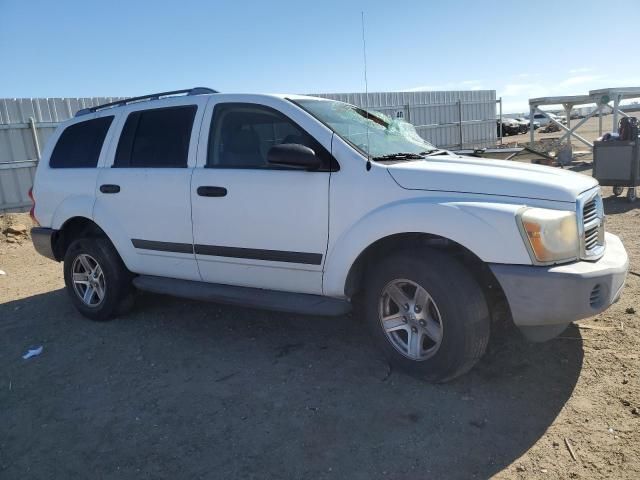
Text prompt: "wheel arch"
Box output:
[[343, 232, 513, 330], [52, 216, 114, 261]]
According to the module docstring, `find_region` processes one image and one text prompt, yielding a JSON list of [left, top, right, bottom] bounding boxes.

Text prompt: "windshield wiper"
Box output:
[[421, 149, 448, 156], [372, 152, 425, 161]]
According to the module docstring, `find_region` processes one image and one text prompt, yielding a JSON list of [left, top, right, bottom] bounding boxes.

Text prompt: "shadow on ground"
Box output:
[[1, 289, 583, 479], [604, 193, 640, 215]]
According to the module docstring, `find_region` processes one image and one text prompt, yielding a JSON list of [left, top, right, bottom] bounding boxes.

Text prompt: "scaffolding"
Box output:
[[528, 87, 640, 148]]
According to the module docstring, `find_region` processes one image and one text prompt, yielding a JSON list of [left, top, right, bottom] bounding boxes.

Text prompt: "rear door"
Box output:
[[94, 97, 207, 280], [191, 97, 334, 294]]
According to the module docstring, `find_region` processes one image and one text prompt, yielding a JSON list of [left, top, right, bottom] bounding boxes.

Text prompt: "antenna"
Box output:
[[361, 11, 372, 171]]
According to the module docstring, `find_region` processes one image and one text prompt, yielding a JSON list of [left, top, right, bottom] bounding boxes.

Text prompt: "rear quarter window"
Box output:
[[49, 116, 114, 168]]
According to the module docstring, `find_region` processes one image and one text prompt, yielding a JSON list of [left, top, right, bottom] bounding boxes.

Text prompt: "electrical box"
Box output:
[[593, 140, 640, 187]]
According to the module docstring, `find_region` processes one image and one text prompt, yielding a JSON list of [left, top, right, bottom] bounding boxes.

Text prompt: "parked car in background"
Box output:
[[511, 117, 541, 133], [527, 112, 564, 127], [30, 88, 629, 382], [497, 118, 521, 136]]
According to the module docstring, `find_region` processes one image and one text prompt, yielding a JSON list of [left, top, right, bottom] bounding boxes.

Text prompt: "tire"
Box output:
[[63, 237, 134, 321], [613, 186, 623, 197], [627, 188, 636, 203], [362, 248, 490, 383]]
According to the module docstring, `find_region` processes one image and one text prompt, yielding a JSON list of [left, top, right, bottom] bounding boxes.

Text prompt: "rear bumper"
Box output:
[[490, 232, 628, 327], [31, 227, 58, 261]]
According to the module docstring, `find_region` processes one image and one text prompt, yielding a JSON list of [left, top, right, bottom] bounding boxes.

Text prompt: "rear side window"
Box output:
[[114, 105, 196, 168], [49, 116, 113, 168]]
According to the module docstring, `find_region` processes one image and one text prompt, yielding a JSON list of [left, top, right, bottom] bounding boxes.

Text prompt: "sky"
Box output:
[[1, 0, 638, 113]]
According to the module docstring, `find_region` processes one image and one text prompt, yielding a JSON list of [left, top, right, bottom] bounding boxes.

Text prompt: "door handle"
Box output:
[[197, 186, 227, 197], [100, 184, 120, 194]]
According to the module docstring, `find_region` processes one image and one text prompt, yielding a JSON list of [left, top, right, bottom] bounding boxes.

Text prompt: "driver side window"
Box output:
[[207, 103, 318, 169]]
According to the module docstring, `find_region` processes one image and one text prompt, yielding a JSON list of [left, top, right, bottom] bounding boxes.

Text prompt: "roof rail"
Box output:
[[75, 87, 218, 117]]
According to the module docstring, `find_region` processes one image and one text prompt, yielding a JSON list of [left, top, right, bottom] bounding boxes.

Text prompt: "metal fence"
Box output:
[[310, 90, 497, 150], [1, 91, 497, 212], [0, 97, 125, 212]]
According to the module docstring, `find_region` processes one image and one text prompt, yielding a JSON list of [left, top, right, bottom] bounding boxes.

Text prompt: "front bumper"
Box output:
[[490, 232, 628, 327], [31, 227, 58, 261]]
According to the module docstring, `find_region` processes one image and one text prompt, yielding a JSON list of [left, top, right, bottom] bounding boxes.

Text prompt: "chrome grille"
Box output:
[[583, 198, 598, 224], [578, 189, 605, 261], [584, 226, 599, 249]]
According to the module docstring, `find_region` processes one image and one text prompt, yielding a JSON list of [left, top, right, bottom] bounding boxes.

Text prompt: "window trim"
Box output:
[[205, 102, 338, 172], [49, 115, 114, 169], [113, 104, 198, 169]]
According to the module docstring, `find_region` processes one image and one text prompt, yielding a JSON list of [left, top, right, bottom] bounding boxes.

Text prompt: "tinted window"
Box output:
[[114, 105, 196, 168], [49, 116, 113, 168], [207, 103, 328, 169]]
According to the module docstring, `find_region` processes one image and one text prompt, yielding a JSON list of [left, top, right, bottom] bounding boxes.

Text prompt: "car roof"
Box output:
[[73, 91, 331, 120]]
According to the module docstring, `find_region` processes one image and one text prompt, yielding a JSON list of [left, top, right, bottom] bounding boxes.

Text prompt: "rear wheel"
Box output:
[[63, 238, 134, 321], [362, 248, 490, 382]]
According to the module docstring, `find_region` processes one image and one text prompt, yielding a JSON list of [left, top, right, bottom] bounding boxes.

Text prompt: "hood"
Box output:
[[386, 154, 597, 203]]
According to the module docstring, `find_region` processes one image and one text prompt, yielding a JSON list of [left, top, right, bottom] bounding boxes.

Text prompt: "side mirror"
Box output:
[[267, 144, 321, 170]]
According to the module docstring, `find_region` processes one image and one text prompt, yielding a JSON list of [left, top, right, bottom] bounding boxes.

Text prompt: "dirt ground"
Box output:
[[1, 175, 640, 478]]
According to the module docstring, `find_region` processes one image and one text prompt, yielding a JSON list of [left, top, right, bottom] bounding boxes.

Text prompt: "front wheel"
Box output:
[[362, 249, 490, 383], [613, 185, 623, 197]]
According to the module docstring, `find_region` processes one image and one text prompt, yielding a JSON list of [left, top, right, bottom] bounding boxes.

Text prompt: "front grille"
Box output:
[[583, 198, 598, 223], [579, 190, 605, 261], [584, 226, 599, 250]]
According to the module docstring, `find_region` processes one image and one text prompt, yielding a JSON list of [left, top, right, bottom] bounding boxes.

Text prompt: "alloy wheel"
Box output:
[[378, 278, 444, 361], [71, 253, 106, 307]]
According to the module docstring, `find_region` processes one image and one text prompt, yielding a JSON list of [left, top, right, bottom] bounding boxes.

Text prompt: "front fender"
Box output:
[[322, 198, 532, 297]]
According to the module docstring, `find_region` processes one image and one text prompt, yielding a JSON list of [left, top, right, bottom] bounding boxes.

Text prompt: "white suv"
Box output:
[[30, 88, 629, 382]]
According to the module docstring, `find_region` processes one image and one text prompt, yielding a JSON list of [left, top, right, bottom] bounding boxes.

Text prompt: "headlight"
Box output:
[[518, 208, 579, 264]]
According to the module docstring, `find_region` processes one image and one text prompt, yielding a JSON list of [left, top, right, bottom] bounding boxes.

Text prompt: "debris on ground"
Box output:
[[22, 346, 43, 360], [578, 324, 618, 332], [540, 122, 561, 133], [0, 270, 5, 276], [625, 307, 636, 314], [1, 214, 32, 245], [564, 437, 578, 462]]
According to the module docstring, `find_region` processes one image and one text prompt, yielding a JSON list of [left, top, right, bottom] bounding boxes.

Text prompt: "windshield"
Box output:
[[293, 98, 438, 160]]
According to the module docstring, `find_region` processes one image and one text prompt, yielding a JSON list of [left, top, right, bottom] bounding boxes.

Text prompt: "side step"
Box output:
[[132, 275, 351, 316]]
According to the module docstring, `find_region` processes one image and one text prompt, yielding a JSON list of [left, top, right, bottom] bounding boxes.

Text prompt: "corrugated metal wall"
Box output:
[[1, 91, 497, 212], [311, 90, 496, 150], [0, 97, 124, 212]]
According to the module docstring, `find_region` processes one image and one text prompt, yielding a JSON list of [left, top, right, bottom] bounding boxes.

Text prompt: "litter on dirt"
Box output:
[[0, 269, 6, 275], [22, 346, 43, 360], [578, 324, 618, 332], [564, 438, 578, 462]]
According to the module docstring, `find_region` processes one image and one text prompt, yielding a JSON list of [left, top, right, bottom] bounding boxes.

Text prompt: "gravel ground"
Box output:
[[1, 176, 639, 479]]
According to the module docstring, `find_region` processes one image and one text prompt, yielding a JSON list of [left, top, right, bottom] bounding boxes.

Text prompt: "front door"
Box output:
[[191, 99, 333, 294]]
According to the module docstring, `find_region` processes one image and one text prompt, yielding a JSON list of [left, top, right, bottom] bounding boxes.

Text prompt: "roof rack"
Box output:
[[75, 87, 218, 117]]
